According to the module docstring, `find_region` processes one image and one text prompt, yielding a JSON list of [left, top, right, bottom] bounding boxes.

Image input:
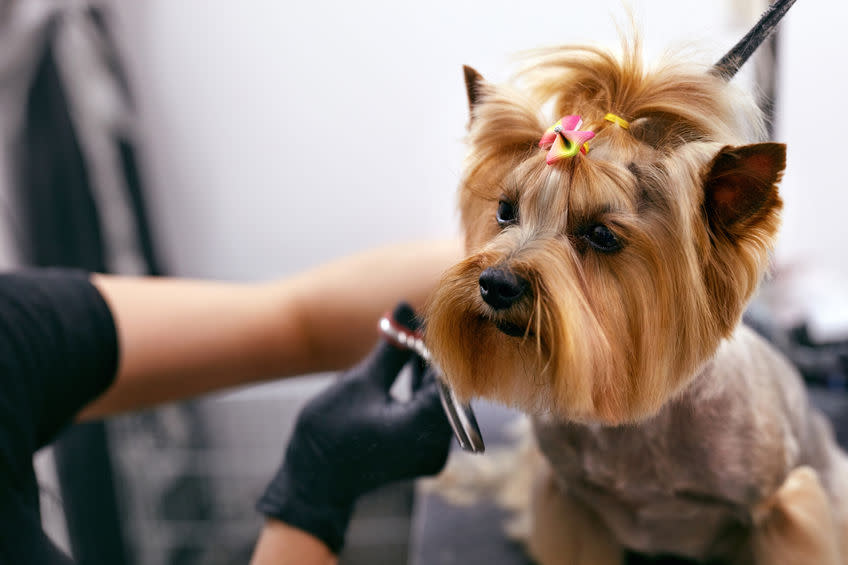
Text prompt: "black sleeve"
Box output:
[[0, 269, 119, 480], [0, 486, 76, 565], [0, 269, 119, 565]]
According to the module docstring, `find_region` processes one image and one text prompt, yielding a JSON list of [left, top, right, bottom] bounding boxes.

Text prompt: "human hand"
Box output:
[[256, 303, 452, 553]]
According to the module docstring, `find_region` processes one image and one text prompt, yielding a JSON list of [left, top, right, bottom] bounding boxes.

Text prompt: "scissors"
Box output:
[[378, 313, 485, 453]]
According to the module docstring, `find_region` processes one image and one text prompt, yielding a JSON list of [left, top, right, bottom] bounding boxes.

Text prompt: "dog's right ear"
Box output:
[[702, 142, 786, 237], [463, 65, 485, 121]]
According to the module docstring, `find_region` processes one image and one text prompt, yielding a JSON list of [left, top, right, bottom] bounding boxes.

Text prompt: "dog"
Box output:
[[423, 5, 848, 564]]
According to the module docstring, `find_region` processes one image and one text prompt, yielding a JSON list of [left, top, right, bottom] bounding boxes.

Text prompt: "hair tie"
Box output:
[[538, 115, 595, 165], [604, 113, 630, 129]]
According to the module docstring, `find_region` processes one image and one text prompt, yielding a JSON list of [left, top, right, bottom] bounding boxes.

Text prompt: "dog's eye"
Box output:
[[584, 224, 622, 252], [496, 200, 518, 227]]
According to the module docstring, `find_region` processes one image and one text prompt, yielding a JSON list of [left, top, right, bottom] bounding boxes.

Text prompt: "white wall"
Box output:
[[110, 0, 770, 281], [775, 1, 848, 276]]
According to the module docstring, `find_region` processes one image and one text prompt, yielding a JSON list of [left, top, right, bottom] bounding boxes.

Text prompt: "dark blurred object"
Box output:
[[786, 324, 848, 390], [20, 26, 106, 272], [4, 3, 163, 564], [745, 267, 848, 449], [745, 315, 848, 391], [745, 314, 848, 448]]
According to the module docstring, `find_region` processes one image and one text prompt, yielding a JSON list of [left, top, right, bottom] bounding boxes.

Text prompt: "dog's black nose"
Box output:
[[479, 267, 528, 310]]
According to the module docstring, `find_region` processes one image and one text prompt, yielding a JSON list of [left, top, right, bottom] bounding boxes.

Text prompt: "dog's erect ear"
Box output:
[[463, 65, 485, 117], [702, 142, 786, 233]]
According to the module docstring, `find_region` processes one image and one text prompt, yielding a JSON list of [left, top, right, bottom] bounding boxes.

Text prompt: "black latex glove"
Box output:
[[256, 304, 452, 554]]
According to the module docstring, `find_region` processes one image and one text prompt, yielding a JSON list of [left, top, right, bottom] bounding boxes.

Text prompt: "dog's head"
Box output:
[[425, 41, 786, 425]]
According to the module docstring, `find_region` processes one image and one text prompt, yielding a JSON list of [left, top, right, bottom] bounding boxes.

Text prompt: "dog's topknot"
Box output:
[[463, 34, 764, 184]]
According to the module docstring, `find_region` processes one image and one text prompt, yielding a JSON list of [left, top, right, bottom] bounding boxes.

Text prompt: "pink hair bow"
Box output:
[[538, 115, 595, 165]]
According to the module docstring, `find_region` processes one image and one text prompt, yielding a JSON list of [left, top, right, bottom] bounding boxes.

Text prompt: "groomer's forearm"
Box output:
[[79, 239, 462, 419], [79, 274, 305, 419], [285, 238, 463, 369]]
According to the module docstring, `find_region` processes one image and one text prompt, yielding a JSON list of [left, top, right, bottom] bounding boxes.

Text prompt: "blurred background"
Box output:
[[1, 0, 845, 564]]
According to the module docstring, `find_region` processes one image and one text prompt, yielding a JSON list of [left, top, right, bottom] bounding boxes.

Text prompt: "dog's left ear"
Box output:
[[463, 65, 485, 120], [702, 142, 786, 235]]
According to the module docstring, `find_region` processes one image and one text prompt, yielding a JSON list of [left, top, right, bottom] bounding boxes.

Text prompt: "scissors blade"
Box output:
[[379, 314, 485, 453]]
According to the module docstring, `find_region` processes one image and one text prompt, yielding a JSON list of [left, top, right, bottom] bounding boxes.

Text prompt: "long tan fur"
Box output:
[[424, 33, 848, 564], [428, 37, 776, 424]]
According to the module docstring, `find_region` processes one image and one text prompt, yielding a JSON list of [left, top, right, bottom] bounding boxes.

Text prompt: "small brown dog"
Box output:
[[424, 7, 848, 565]]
